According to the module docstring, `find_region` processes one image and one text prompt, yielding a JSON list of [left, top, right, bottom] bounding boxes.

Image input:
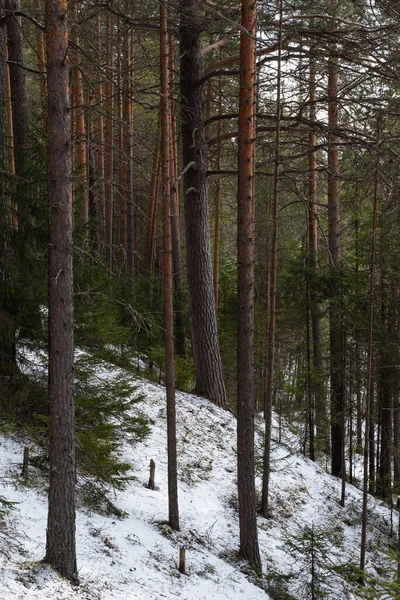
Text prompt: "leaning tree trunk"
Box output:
[[236, 0, 261, 571], [45, 0, 77, 583], [179, 0, 228, 409]]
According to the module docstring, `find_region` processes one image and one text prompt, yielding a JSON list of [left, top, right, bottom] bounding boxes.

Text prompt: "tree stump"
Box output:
[[21, 447, 29, 478], [147, 459, 155, 490], [179, 546, 186, 575]]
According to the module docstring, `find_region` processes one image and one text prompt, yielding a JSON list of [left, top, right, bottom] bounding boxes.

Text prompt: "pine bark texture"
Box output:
[[45, 0, 77, 582], [161, 1, 179, 531], [236, 0, 261, 571], [179, 0, 228, 409]]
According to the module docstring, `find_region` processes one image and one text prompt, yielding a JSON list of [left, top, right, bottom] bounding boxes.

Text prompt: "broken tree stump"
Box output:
[[21, 447, 29, 478], [147, 459, 155, 490], [179, 547, 186, 574]]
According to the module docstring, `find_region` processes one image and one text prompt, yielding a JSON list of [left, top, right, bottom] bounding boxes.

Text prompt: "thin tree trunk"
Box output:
[[308, 45, 327, 453], [144, 119, 160, 274], [179, 0, 228, 409], [161, 0, 179, 531], [96, 14, 106, 253], [236, 0, 261, 571], [118, 50, 127, 267], [105, 12, 114, 269], [328, 0, 344, 478], [213, 69, 222, 312], [393, 288, 400, 493], [0, 0, 16, 379], [378, 273, 391, 499], [124, 29, 134, 276], [45, 0, 77, 582], [261, 0, 283, 519], [35, 0, 47, 129], [5, 0, 28, 180], [359, 121, 380, 583], [88, 88, 97, 238], [168, 26, 185, 357], [71, 4, 88, 229]]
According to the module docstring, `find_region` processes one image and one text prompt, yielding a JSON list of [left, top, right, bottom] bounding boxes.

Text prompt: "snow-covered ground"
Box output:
[[0, 354, 396, 599]]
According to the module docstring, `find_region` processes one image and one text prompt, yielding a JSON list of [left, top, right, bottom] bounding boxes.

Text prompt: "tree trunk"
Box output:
[[161, 1, 179, 531], [105, 12, 114, 269], [261, 0, 283, 519], [179, 0, 228, 409], [308, 45, 327, 453], [35, 0, 47, 129], [377, 273, 391, 499], [123, 28, 134, 276], [328, 0, 344, 478], [359, 121, 380, 582], [144, 120, 160, 274], [168, 28, 185, 357], [96, 14, 106, 252], [5, 0, 28, 181], [45, 0, 77, 582], [71, 4, 88, 229], [118, 50, 127, 267], [236, 0, 261, 572], [213, 70, 222, 312]]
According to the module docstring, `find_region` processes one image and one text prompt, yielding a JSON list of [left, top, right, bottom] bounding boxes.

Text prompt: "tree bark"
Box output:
[[359, 120, 379, 583], [144, 119, 160, 274], [308, 45, 327, 453], [328, 0, 344, 478], [5, 0, 28, 181], [96, 14, 106, 252], [168, 27, 185, 357], [45, 0, 77, 582], [236, 0, 261, 571], [161, 0, 179, 531], [126, 30, 135, 277], [261, 0, 283, 519], [71, 4, 88, 229], [179, 0, 228, 409], [105, 12, 114, 269]]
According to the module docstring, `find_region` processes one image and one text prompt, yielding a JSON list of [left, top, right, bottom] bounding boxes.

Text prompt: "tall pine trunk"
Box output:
[[236, 0, 261, 570], [161, 1, 179, 531], [328, 0, 344, 478], [45, 0, 77, 582], [179, 0, 228, 409], [261, 0, 283, 519]]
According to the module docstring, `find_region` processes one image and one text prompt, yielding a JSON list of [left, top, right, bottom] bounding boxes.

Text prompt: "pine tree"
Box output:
[[45, 0, 77, 582]]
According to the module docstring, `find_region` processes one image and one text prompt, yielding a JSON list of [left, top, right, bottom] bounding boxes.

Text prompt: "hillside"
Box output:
[[0, 354, 396, 600]]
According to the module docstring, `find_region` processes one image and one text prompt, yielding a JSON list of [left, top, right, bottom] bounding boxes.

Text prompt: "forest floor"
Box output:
[[0, 351, 397, 599]]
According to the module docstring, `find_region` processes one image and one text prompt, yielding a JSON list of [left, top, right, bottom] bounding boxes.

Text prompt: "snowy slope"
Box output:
[[0, 356, 396, 599]]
